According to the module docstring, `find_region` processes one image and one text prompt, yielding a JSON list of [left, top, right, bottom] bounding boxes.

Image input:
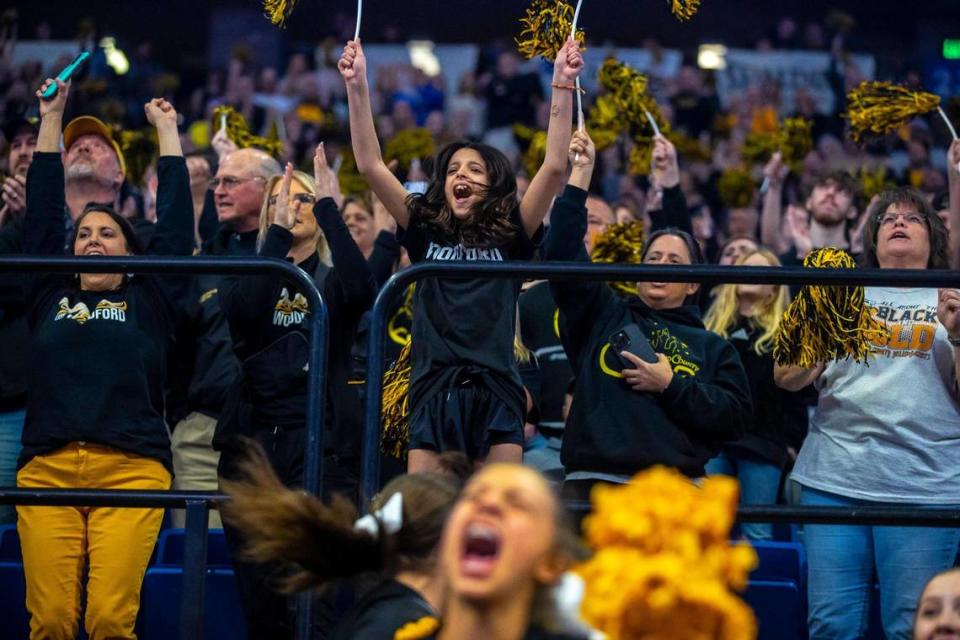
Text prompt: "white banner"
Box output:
[[716, 49, 876, 114]]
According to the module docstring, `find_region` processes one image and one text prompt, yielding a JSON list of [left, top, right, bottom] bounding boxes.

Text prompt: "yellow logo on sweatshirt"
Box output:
[[273, 288, 309, 327], [55, 298, 127, 324]]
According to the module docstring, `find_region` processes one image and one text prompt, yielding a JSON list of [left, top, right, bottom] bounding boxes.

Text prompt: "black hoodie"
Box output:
[[216, 199, 376, 461], [545, 186, 751, 478]]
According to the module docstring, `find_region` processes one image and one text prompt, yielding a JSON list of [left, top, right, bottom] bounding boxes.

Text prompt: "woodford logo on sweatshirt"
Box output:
[[425, 242, 504, 262], [274, 288, 309, 327], [54, 297, 127, 325]]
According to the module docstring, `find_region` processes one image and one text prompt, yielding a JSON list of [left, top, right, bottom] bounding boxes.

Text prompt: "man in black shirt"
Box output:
[[167, 147, 280, 527]]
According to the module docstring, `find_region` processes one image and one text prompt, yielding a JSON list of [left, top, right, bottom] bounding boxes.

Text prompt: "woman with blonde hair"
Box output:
[[217, 146, 376, 638], [703, 248, 791, 541]]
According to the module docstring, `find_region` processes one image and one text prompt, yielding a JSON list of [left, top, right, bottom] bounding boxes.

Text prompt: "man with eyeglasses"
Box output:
[[165, 147, 281, 527]]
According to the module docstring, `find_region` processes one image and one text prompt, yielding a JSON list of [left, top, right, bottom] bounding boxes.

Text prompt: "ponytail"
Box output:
[[220, 442, 461, 592]]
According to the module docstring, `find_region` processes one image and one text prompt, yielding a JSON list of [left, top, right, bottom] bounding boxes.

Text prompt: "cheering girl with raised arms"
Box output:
[[339, 38, 583, 472]]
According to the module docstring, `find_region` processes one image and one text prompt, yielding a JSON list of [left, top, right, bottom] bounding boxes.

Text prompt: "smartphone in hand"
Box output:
[[609, 323, 659, 367]]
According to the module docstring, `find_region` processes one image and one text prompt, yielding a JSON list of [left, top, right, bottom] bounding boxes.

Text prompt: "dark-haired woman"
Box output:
[[546, 131, 751, 500], [220, 445, 463, 639], [340, 38, 583, 471], [17, 79, 194, 639], [776, 187, 960, 640]]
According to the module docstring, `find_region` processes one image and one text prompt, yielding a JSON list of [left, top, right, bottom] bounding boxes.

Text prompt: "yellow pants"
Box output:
[[16, 442, 171, 640]]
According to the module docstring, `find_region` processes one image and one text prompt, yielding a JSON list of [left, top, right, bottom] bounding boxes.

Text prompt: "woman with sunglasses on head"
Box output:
[[17, 78, 194, 639], [776, 187, 960, 640], [545, 130, 751, 501], [217, 145, 376, 639]]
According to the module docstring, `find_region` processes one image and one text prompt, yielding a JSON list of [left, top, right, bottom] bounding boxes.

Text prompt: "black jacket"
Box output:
[[215, 199, 376, 462], [164, 226, 256, 428], [328, 579, 434, 640], [545, 186, 751, 478], [19, 152, 193, 471]]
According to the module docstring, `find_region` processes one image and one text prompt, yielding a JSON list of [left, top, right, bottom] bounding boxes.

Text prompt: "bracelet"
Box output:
[[551, 82, 586, 94], [949, 335, 960, 347]]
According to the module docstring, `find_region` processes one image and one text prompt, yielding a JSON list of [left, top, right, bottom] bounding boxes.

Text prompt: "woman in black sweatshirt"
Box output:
[[217, 146, 376, 639], [17, 80, 194, 638], [545, 131, 751, 501]]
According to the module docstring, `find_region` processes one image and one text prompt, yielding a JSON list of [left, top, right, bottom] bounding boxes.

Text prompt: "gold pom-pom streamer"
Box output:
[[516, 0, 585, 62], [263, 0, 297, 26], [717, 167, 757, 209], [668, 130, 711, 163], [381, 340, 413, 460], [211, 105, 284, 158], [774, 248, 888, 367], [514, 125, 548, 178], [627, 137, 654, 176], [586, 94, 623, 151], [857, 166, 895, 202], [670, 0, 702, 21], [576, 467, 757, 640], [742, 130, 778, 166], [844, 81, 941, 144], [383, 128, 436, 175], [337, 149, 370, 198], [743, 117, 813, 173], [116, 128, 158, 188], [589, 220, 646, 296]]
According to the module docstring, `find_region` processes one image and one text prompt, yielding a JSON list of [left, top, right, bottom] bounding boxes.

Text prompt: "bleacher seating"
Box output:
[[137, 567, 246, 640]]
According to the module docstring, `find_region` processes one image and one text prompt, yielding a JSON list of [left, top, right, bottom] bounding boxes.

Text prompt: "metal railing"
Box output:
[[0, 255, 329, 640], [361, 261, 960, 522]]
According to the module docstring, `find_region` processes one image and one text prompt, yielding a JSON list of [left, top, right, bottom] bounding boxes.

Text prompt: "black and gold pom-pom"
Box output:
[[516, 0, 585, 62], [116, 128, 158, 188], [514, 124, 548, 178], [383, 128, 436, 175], [774, 248, 888, 367], [670, 0, 702, 21], [717, 167, 757, 209], [778, 117, 814, 173], [590, 220, 646, 296], [844, 81, 941, 144], [263, 0, 297, 26], [627, 137, 654, 176], [211, 105, 284, 158], [742, 131, 778, 166], [668, 130, 712, 163], [381, 341, 413, 460], [587, 94, 624, 151]]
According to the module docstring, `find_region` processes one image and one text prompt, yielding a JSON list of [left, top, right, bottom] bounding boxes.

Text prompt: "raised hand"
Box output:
[[1, 175, 26, 218], [313, 143, 342, 207], [36, 78, 70, 117], [785, 204, 813, 257], [569, 129, 595, 170], [763, 151, 788, 187], [274, 163, 298, 231], [949, 139, 960, 178], [338, 39, 366, 87], [144, 98, 177, 130], [553, 37, 584, 84], [652, 134, 679, 188], [938, 289, 960, 340]]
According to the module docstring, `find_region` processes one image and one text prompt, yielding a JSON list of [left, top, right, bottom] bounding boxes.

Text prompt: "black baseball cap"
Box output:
[[2, 116, 39, 142]]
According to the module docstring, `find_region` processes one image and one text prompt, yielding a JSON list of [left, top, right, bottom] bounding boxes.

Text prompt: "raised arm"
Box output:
[[948, 140, 960, 269], [774, 362, 825, 392], [520, 38, 583, 238], [338, 40, 411, 229], [24, 78, 69, 256], [650, 135, 692, 234], [143, 98, 194, 258], [761, 152, 789, 254], [937, 288, 960, 399]]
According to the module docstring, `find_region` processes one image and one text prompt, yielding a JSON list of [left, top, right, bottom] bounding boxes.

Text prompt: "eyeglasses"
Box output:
[[877, 212, 925, 227], [208, 175, 266, 190], [268, 193, 317, 206]]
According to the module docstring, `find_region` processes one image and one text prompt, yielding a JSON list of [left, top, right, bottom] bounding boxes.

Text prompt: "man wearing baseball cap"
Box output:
[[60, 114, 126, 220]]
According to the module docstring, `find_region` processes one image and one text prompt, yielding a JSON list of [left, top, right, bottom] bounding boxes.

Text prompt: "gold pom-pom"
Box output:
[[590, 220, 646, 296], [668, 130, 712, 163], [211, 105, 284, 158], [627, 137, 654, 176], [383, 128, 436, 175], [263, 0, 297, 26], [516, 0, 585, 62], [844, 81, 941, 144], [381, 340, 413, 460], [857, 166, 895, 202], [670, 0, 702, 21], [778, 117, 814, 173], [514, 124, 549, 178], [116, 128, 158, 188], [586, 94, 624, 151], [774, 248, 889, 367], [576, 466, 757, 640], [393, 616, 440, 640], [742, 130, 778, 166], [717, 167, 757, 209], [337, 148, 370, 198]]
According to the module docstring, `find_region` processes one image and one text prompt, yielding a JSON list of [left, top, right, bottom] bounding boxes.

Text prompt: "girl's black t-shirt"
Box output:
[[398, 205, 542, 420], [328, 579, 434, 640]]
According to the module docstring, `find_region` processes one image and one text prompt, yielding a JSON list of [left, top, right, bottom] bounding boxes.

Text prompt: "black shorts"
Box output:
[[408, 380, 524, 461]]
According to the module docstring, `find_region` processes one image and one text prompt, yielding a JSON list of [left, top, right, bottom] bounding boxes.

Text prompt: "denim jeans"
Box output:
[[801, 486, 960, 640], [705, 450, 781, 541], [0, 408, 25, 524]]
